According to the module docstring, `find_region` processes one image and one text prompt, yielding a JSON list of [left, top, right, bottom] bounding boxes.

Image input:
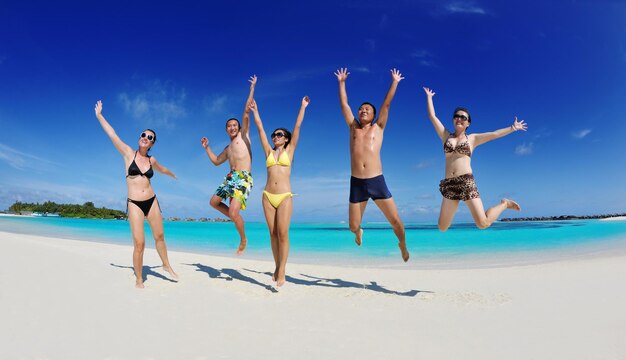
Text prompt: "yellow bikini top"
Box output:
[[266, 150, 291, 168]]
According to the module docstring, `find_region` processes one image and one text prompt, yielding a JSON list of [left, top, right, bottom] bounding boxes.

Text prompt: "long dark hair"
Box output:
[[272, 127, 292, 150]]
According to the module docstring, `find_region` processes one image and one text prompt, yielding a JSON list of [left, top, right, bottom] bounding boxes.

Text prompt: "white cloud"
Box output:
[[353, 66, 371, 73], [204, 95, 228, 114], [515, 142, 533, 156], [290, 173, 350, 217], [415, 193, 436, 200], [445, 1, 487, 15], [571, 129, 592, 139], [412, 50, 433, 58], [409, 205, 436, 214], [0, 179, 125, 212], [118, 80, 187, 129], [0, 143, 58, 170], [411, 49, 437, 67], [415, 160, 433, 169]]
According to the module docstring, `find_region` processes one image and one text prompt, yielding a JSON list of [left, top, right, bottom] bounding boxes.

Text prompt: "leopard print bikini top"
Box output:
[[444, 132, 471, 157]]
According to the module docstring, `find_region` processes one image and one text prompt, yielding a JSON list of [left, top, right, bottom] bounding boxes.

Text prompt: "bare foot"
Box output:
[[236, 238, 247, 255], [272, 269, 278, 282], [399, 242, 410, 262], [163, 265, 179, 281], [502, 198, 521, 211], [276, 269, 286, 287], [355, 228, 363, 246], [135, 280, 145, 289]]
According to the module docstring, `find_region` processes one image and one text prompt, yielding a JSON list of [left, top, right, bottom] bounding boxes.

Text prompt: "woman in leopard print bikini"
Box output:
[[423, 87, 527, 231]]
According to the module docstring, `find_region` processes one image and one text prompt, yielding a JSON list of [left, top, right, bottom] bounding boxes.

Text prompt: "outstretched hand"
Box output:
[[302, 95, 310, 107], [390, 68, 404, 82], [94, 100, 103, 116], [248, 99, 257, 112], [249, 75, 257, 87], [334, 68, 350, 82], [512, 117, 528, 132], [423, 87, 436, 97], [200, 137, 209, 149]]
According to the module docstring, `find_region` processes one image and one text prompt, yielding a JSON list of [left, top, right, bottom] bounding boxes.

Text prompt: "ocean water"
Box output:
[[1, 216, 626, 268]]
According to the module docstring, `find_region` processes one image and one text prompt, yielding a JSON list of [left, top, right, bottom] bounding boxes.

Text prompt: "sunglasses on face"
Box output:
[[453, 114, 469, 121], [271, 132, 285, 139], [140, 132, 155, 142]]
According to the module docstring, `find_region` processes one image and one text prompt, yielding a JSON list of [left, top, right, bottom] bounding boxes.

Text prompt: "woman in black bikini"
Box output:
[[423, 87, 527, 231], [94, 100, 178, 288]]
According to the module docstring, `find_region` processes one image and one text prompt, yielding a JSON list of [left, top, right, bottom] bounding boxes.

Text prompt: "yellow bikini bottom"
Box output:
[[263, 191, 293, 209]]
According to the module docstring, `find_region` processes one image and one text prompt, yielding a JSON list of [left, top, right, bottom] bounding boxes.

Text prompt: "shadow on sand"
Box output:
[[110, 263, 178, 284], [184, 263, 278, 293], [185, 263, 427, 297]]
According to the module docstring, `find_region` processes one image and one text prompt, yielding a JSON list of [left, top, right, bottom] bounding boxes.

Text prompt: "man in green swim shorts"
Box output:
[[201, 75, 257, 255]]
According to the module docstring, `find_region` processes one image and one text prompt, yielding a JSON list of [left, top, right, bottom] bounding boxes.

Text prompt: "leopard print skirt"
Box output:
[[439, 173, 480, 201]]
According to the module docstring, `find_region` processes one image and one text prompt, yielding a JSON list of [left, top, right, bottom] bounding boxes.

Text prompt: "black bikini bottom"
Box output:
[[127, 195, 158, 217]]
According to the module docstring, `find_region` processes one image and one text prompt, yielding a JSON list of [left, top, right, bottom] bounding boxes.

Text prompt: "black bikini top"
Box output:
[[444, 132, 472, 157], [126, 151, 154, 179]]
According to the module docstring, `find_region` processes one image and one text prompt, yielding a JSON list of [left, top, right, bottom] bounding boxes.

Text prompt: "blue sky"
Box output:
[[1, 1, 625, 223]]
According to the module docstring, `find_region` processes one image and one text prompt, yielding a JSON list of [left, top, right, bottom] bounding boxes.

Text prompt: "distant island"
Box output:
[[8, 201, 126, 219], [501, 213, 626, 222], [4, 200, 230, 222]]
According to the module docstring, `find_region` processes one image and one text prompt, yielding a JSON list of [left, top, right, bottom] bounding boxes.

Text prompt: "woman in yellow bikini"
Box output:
[[249, 96, 309, 286]]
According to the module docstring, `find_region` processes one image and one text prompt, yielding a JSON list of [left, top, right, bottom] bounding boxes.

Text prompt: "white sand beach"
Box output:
[[1, 230, 625, 359], [600, 216, 626, 221]]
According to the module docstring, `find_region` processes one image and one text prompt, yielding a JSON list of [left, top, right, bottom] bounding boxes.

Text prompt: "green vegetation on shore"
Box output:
[[8, 201, 126, 219], [501, 213, 626, 221]]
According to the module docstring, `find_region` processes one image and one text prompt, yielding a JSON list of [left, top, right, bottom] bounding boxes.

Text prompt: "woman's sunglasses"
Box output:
[[271, 132, 285, 139], [140, 132, 155, 142], [453, 114, 469, 121]]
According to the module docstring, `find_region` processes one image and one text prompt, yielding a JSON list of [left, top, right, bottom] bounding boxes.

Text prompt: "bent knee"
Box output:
[[476, 220, 490, 229], [349, 222, 361, 233], [209, 197, 222, 207], [438, 222, 450, 232]]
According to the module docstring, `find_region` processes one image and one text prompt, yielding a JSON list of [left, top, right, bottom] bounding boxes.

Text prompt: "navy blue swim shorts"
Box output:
[[349, 174, 392, 203]]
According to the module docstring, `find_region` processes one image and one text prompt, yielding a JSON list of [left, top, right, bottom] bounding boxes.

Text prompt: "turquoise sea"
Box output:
[[1, 216, 626, 268]]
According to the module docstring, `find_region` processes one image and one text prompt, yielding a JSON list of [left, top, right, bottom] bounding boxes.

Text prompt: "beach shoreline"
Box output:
[[2, 224, 626, 271], [600, 215, 626, 221], [1, 230, 625, 359]]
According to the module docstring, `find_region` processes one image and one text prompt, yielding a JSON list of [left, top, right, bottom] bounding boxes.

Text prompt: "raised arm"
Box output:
[[248, 100, 272, 155], [94, 100, 133, 157], [241, 75, 257, 135], [376, 68, 404, 129], [200, 137, 228, 166], [288, 96, 310, 152], [334, 68, 355, 127], [423, 87, 447, 141], [472, 117, 528, 148], [150, 156, 177, 179]]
